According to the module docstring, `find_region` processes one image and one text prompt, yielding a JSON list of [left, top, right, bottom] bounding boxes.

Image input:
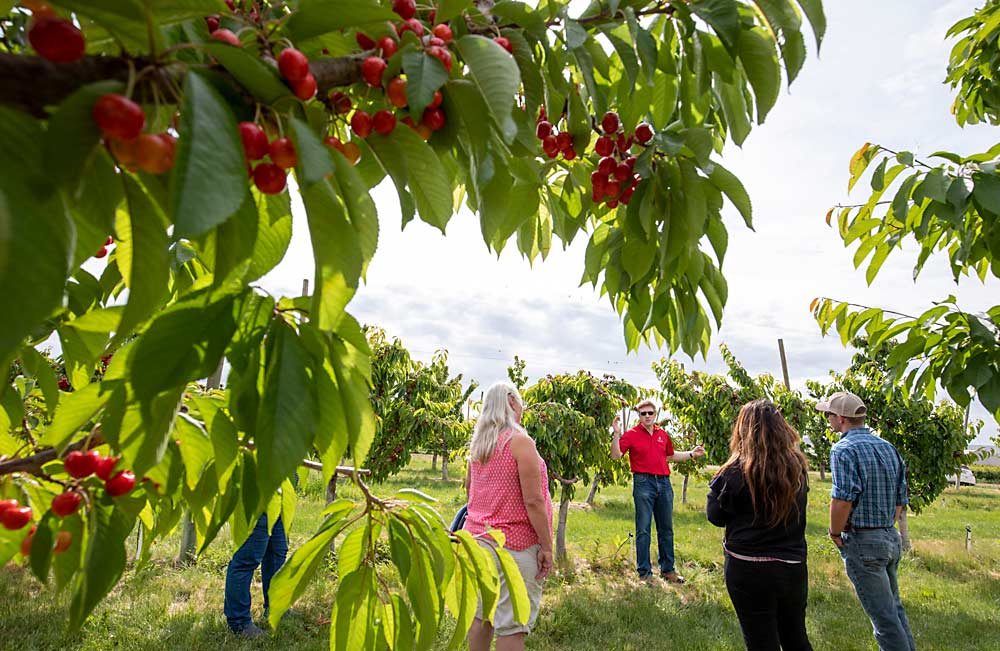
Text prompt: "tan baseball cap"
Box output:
[[815, 391, 867, 418]]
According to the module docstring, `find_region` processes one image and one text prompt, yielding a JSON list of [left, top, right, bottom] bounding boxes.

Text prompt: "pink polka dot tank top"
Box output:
[[464, 430, 553, 551]]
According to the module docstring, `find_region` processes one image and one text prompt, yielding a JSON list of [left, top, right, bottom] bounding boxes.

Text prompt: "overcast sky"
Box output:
[[257, 0, 998, 444]]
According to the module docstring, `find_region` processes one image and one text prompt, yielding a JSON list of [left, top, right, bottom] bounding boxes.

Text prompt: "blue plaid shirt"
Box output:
[[830, 427, 908, 528]]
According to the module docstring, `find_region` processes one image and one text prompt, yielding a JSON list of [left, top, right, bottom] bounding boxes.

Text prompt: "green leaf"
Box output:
[[0, 109, 73, 367], [691, 0, 741, 53], [267, 499, 354, 629], [456, 35, 521, 142], [114, 177, 170, 345], [972, 172, 1000, 215], [38, 382, 112, 450], [301, 180, 362, 329], [129, 289, 244, 403], [256, 322, 319, 511], [289, 116, 334, 190], [436, 0, 469, 23], [794, 0, 827, 51], [170, 71, 246, 238], [247, 191, 293, 282], [708, 162, 753, 228], [495, 547, 531, 624], [69, 503, 132, 631], [403, 50, 450, 122], [737, 27, 781, 122], [44, 80, 125, 190], [70, 152, 122, 268], [332, 152, 379, 275], [175, 414, 214, 492], [368, 128, 453, 232], [203, 42, 291, 104], [285, 0, 396, 42]]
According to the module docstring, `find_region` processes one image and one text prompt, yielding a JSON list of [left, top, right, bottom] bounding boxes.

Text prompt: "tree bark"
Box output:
[[818, 459, 826, 482], [898, 508, 911, 551], [586, 474, 600, 505], [441, 455, 449, 481], [431, 453, 437, 471], [0, 51, 365, 116], [556, 484, 571, 564], [681, 473, 689, 505], [326, 475, 338, 553]]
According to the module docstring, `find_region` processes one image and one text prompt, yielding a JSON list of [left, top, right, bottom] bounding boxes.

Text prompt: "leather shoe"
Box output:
[[660, 571, 685, 584]]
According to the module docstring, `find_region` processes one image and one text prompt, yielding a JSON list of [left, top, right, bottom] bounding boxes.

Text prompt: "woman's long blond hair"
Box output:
[[469, 382, 524, 464], [716, 399, 809, 528]]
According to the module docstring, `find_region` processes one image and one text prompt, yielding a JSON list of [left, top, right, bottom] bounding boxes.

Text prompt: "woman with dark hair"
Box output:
[[707, 399, 813, 651]]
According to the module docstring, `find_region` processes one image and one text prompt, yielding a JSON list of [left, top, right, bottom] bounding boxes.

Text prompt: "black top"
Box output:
[[706, 464, 808, 562]]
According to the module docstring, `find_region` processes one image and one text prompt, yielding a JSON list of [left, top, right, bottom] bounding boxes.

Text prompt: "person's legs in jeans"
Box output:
[[884, 531, 915, 651], [651, 476, 675, 574], [224, 514, 270, 631], [632, 474, 654, 577], [261, 516, 288, 616], [724, 555, 781, 651], [843, 530, 914, 651], [775, 561, 813, 651]]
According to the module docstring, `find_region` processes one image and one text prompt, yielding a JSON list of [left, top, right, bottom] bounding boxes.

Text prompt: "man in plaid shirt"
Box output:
[[819, 391, 915, 651]]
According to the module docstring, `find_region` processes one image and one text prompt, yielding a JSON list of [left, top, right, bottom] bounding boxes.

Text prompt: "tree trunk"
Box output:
[[177, 513, 197, 565], [898, 508, 911, 551], [681, 473, 689, 505], [431, 453, 437, 471], [586, 474, 600, 505], [818, 458, 826, 482], [441, 455, 449, 481], [555, 484, 571, 564]]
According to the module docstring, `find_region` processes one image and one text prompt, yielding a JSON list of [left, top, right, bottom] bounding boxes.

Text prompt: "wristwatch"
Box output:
[[828, 528, 842, 539]]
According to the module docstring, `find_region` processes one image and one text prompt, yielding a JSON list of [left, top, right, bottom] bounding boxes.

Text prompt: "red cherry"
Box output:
[[351, 110, 373, 138], [605, 179, 621, 198], [595, 136, 615, 157], [0, 500, 18, 514], [342, 141, 361, 164], [57, 376, 71, 391], [324, 136, 345, 153], [542, 135, 559, 157], [94, 455, 119, 481], [421, 106, 446, 131], [329, 91, 352, 114], [53, 530, 72, 553], [269, 137, 297, 169], [135, 133, 174, 174], [361, 56, 387, 87], [386, 77, 408, 108], [601, 111, 620, 134], [253, 163, 287, 195], [427, 45, 452, 72], [105, 470, 136, 497], [291, 73, 317, 100], [205, 16, 219, 33], [373, 110, 397, 135], [278, 48, 310, 83], [432, 23, 453, 41], [392, 0, 416, 20], [398, 18, 423, 37], [428, 36, 446, 47], [428, 90, 443, 109], [20, 527, 35, 556], [94, 246, 109, 258], [51, 491, 82, 517], [598, 156, 615, 176], [555, 132, 572, 151], [563, 147, 577, 160], [614, 162, 631, 181], [378, 37, 398, 58], [105, 235, 114, 245], [1, 506, 32, 530], [28, 17, 85, 64], [607, 199, 619, 209], [239, 121, 269, 161], [93, 94, 145, 141], [210, 28, 241, 47], [225, 0, 235, 10], [635, 122, 654, 144], [536, 121, 552, 140], [493, 36, 513, 54], [64, 449, 100, 478], [356, 32, 376, 50]]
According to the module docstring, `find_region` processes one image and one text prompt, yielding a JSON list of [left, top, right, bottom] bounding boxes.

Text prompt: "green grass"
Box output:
[[2, 456, 999, 650]]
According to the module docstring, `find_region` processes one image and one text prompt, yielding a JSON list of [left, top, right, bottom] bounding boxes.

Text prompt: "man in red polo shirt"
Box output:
[[612, 399, 705, 583]]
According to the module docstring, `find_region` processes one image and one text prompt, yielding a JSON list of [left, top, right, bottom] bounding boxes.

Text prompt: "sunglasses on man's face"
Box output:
[[639, 410, 655, 416]]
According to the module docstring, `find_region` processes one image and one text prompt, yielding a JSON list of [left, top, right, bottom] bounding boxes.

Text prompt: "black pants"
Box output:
[[724, 554, 813, 651]]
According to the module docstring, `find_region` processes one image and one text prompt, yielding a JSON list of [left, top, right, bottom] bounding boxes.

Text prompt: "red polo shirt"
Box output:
[[619, 423, 674, 475]]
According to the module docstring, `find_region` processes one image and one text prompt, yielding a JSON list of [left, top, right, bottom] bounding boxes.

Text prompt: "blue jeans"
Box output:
[[632, 473, 675, 577], [450, 504, 468, 532], [839, 528, 915, 651], [224, 514, 288, 631]]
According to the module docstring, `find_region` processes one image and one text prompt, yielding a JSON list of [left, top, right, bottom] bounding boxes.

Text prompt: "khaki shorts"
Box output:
[[475, 541, 545, 636]]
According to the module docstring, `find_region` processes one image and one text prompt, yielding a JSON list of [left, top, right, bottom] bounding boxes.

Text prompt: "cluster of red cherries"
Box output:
[[534, 107, 579, 161], [589, 112, 654, 207]]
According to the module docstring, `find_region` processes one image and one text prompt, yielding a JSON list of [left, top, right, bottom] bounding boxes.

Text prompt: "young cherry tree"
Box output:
[[0, 1, 825, 647]]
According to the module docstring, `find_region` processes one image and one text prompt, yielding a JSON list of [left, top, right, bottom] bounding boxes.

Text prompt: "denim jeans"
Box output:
[[839, 528, 915, 651], [632, 473, 674, 577], [224, 513, 288, 632], [724, 555, 813, 651]]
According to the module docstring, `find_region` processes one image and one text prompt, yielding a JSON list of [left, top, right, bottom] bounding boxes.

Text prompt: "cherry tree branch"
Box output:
[[0, 431, 105, 477]]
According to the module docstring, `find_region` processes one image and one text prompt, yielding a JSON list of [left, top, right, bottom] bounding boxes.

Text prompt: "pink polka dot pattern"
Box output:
[[464, 430, 553, 551]]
